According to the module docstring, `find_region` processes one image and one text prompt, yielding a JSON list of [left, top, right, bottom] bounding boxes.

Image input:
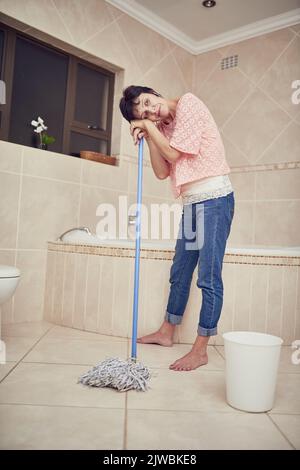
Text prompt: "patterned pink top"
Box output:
[[157, 92, 231, 198]]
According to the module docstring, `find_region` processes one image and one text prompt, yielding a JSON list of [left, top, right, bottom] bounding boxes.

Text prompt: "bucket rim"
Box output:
[[222, 331, 283, 347]]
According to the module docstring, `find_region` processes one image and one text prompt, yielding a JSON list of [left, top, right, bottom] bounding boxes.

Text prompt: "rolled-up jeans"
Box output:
[[165, 191, 235, 336]]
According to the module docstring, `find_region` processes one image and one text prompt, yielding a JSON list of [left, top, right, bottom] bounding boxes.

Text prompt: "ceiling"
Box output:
[[106, 0, 300, 53]]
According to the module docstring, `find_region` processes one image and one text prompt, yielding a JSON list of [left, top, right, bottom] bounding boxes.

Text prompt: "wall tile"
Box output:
[[72, 253, 88, 329], [18, 176, 80, 249], [259, 35, 300, 118], [223, 88, 291, 164], [259, 121, 300, 164], [61, 252, 76, 327], [233, 264, 252, 331], [254, 200, 300, 246], [0, 140, 22, 173], [227, 27, 294, 84], [53, 0, 114, 46], [84, 254, 101, 332], [256, 168, 300, 200], [117, 14, 171, 76], [13, 250, 47, 322], [23, 147, 81, 183], [266, 266, 284, 339], [0, 250, 16, 324], [0, 172, 20, 249], [0, 0, 73, 43], [281, 266, 298, 343]]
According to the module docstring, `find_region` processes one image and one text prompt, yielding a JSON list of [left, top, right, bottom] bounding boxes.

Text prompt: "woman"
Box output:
[[119, 85, 235, 371]]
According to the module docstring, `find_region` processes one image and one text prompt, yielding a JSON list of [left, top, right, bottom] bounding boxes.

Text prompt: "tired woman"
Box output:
[[119, 85, 235, 371]]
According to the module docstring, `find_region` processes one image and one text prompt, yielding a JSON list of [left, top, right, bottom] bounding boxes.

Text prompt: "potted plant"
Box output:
[[31, 116, 55, 150]]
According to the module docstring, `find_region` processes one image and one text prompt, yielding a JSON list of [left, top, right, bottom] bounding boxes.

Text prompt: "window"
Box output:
[[0, 23, 115, 157]]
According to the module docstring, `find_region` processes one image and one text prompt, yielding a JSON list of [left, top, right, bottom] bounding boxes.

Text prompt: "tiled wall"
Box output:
[[0, 141, 173, 323], [0, 0, 299, 324], [44, 242, 300, 345]]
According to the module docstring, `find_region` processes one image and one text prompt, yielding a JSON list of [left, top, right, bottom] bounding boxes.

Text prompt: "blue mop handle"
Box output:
[[131, 137, 144, 361]]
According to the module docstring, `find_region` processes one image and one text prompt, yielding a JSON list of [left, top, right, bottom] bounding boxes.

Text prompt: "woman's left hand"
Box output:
[[130, 119, 150, 145]]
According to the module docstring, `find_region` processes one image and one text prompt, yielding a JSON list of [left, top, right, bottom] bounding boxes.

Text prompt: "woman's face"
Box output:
[[132, 93, 167, 122]]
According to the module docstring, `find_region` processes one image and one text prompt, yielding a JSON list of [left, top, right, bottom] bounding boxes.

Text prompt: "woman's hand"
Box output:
[[130, 119, 150, 145]]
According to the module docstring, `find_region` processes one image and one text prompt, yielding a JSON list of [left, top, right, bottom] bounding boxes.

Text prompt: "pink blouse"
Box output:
[[158, 92, 231, 198]]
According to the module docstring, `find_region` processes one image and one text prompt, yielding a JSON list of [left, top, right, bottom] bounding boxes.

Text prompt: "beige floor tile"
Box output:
[[23, 337, 128, 365], [2, 336, 40, 362], [1, 321, 53, 337], [131, 343, 224, 370], [0, 363, 17, 381], [215, 345, 225, 359], [0, 404, 124, 450], [127, 410, 292, 450], [127, 369, 233, 412], [0, 363, 125, 408], [270, 374, 300, 414], [45, 325, 128, 342], [270, 414, 300, 449], [216, 346, 300, 374]]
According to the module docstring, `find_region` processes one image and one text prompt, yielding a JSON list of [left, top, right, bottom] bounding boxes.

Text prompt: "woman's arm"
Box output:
[[144, 121, 181, 163], [130, 119, 181, 164], [145, 135, 170, 180]]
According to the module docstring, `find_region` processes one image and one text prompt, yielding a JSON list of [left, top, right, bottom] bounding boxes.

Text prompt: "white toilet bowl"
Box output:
[[0, 265, 21, 305]]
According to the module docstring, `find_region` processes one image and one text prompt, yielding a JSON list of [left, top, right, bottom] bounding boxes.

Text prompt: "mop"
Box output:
[[78, 137, 151, 392]]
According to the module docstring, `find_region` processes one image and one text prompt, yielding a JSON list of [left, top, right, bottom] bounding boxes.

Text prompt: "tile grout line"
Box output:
[[266, 413, 296, 450], [50, 0, 75, 43], [0, 402, 125, 410], [78, 7, 119, 47], [14, 358, 227, 371], [213, 345, 225, 360], [0, 325, 56, 384], [13, 148, 24, 322]]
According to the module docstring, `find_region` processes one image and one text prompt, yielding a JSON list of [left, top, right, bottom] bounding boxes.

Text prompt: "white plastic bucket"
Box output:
[[222, 331, 283, 412]]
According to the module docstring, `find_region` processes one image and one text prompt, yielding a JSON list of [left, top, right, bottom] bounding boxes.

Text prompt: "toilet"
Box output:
[[0, 265, 21, 340]]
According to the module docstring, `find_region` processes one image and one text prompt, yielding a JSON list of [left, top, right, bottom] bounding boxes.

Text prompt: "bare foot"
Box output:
[[137, 321, 175, 347], [169, 350, 208, 371], [137, 331, 173, 347]]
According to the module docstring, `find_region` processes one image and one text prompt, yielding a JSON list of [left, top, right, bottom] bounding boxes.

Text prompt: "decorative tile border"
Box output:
[[230, 160, 300, 174], [120, 155, 300, 174], [48, 241, 300, 266]]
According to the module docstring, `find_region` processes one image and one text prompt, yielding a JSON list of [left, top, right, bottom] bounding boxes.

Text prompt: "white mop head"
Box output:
[[78, 357, 151, 392]]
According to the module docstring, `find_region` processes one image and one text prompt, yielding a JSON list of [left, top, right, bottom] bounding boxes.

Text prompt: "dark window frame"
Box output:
[[0, 22, 115, 156]]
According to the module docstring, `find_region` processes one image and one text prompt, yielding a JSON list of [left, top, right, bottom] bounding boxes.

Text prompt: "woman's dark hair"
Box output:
[[119, 85, 162, 122]]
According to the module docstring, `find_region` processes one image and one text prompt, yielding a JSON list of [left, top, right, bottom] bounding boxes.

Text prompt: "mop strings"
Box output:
[[78, 357, 151, 392]]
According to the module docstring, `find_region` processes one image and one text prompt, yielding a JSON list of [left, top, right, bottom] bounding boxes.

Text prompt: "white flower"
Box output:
[[34, 125, 44, 133], [31, 120, 38, 127], [37, 116, 44, 125]]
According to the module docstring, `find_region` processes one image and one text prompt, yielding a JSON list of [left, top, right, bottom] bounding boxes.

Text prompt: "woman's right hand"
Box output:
[[132, 128, 149, 145]]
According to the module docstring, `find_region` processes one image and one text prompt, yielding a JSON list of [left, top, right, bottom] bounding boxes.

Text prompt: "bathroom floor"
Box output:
[[0, 321, 299, 450]]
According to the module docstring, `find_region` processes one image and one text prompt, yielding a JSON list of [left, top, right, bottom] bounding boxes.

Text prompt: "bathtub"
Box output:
[[56, 229, 300, 257], [45, 235, 300, 345]]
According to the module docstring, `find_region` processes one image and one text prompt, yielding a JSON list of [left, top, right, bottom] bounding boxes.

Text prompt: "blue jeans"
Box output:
[[165, 191, 235, 337]]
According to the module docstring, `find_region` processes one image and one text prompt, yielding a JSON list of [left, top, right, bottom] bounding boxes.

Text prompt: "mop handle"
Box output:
[[131, 137, 144, 361]]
